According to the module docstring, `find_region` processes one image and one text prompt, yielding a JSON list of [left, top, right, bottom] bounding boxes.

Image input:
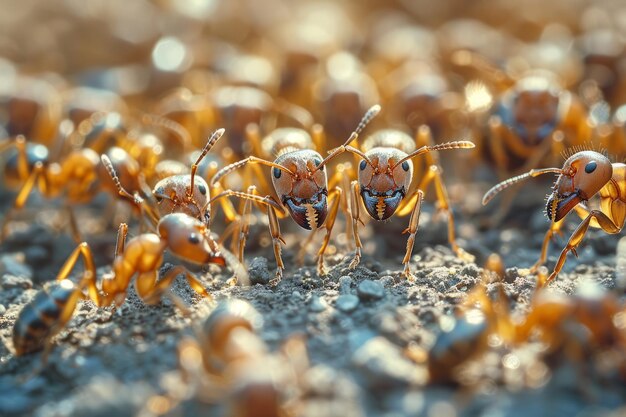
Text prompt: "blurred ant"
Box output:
[[157, 85, 313, 162], [427, 254, 510, 383], [341, 123, 475, 279], [0, 71, 61, 146], [211, 105, 380, 281], [73, 111, 192, 185], [0, 131, 157, 241], [313, 52, 380, 146], [12, 213, 229, 360], [483, 150, 625, 284], [143, 299, 307, 417]]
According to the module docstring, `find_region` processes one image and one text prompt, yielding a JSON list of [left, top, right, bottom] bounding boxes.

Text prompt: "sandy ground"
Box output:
[[0, 182, 625, 417]]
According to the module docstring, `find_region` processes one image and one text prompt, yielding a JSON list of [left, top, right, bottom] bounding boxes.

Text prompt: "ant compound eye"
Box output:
[[401, 161, 410, 172], [188, 233, 200, 244], [314, 158, 323, 170], [198, 184, 207, 195], [360, 160, 367, 171], [585, 161, 597, 174], [273, 167, 282, 179]]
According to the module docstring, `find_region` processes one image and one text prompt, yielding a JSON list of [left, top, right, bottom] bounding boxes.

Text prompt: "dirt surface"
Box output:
[[1, 183, 625, 417]]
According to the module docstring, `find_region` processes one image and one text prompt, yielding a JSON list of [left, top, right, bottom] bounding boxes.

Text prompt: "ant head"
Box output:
[[153, 175, 211, 226], [357, 148, 412, 220], [547, 151, 612, 221], [272, 150, 329, 230], [158, 213, 225, 265]]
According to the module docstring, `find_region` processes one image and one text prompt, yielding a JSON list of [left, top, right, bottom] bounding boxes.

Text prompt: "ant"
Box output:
[[483, 150, 625, 284], [0, 133, 156, 241], [0, 71, 61, 146], [144, 299, 307, 417], [74, 111, 192, 184], [339, 123, 475, 280], [157, 85, 314, 162], [12, 213, 229, 360], [210, 105, 381, 281], [426, 254, 510, 383], [150, 128, 225, 226]]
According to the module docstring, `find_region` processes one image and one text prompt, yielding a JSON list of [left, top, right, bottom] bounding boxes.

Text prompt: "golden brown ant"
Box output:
[[210, 105, 381, 281], [483, 150, 625, 284], [338, 123, 475, 280], [0, 134, 155, 241], [12, 214, 228, 359], [150, 128, 225, 226]]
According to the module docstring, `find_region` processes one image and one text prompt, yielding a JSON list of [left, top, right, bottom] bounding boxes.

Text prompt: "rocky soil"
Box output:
[[1, 183, 625, 417]]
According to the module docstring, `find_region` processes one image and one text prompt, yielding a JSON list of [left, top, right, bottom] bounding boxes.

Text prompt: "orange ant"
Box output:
[[483, 150, 625, 284], [0, 133, 156, 241], [12, 213, 229, 360], [339, 123, 475, 280], [210, 105, 381, 281]]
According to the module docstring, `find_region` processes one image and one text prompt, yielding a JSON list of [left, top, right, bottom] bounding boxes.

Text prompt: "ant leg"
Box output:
[[210, 190, 286, 282], [348, 181, 364, 269], [223, 185, 255, 286], [328, 162, 355, 248], [211, 181, 238, 222], [65, 204, 81, 243], [115, 223, 129, 256], [401, 190, 423, 281], [236, 186, 255, 263], [55, 242, 101, 306], [268, 204, 286, 284], [316, 187, 342, 276], [529, 219, 565, 273], [547, 210, 621, 284], [1, 161, 46, 239], [406, 164, 474, 261]]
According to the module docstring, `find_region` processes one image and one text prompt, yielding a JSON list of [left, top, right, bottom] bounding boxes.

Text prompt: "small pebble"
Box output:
[[1, 274, 33, 290], [0, 304, 5, 316], [335, 294, 359, 313], [352, 336, 425, 388], [339, 275, 353, 294], [309, 296, 328, 312], [358, 280, 385, 301], [0, 254, 33, 281], [248, 257, 271, 285], [380, 275, 395, 287]]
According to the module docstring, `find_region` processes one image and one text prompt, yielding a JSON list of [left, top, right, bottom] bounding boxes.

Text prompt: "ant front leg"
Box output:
[[268, 202, 286, 285], [410, 163, 475, 262], [348, 181, 364, 269], [401, 190, 423, 281], [209, 188, 285, 284], [529, 217, 565, 274], [547, 210, 621, 284], [315, 187, 342, 276], [1, 161, 46, 240], [55, 241, 101, 306]]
